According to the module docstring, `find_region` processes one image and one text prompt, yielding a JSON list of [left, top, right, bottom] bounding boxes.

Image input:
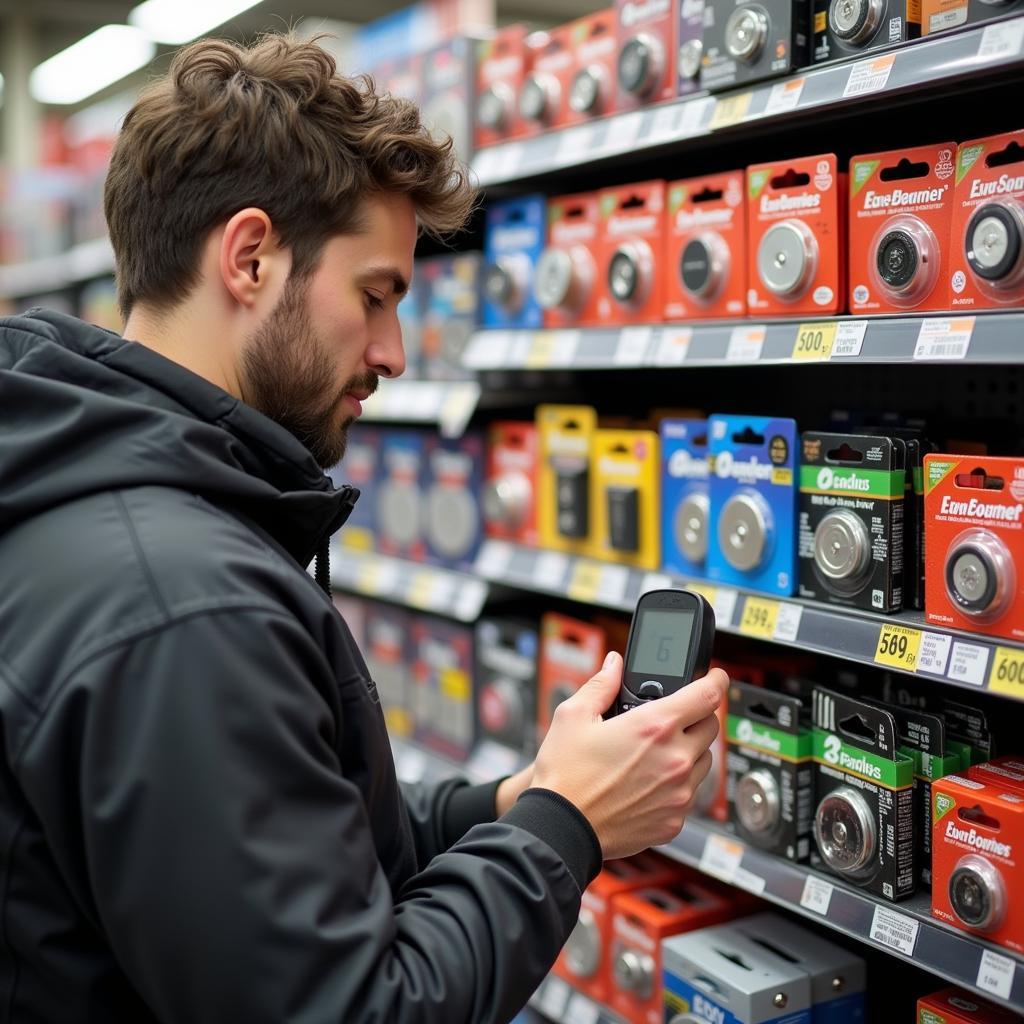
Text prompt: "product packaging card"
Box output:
[[475, 24, 530, 149], [421, 35, 477, 164], [376, 430, 428, 562], [422, 432, 484, 571], [329, 425, 379, 553], [677, 0, 706, 96], [538, 190, 603, 328], [918, 986, 1024, 1024], [707, 414, 799, 596], [538, 404, 599, 554], [922, 0, 1024, 33], [567, 9, 619, 123], [661, 418, 711, 577], [813, 0, 919, 62], [474, 617, 539, 756], [419, 253, 481, 380], [483, 195, 547, 329], [968, 756, 1024, 794], [411, 616, 475, 761], [364, 602, 414, 737], [615, 0, 677, 110], [519, 25, 575, 134], [484, 421, 539, 546], [538, 613, 607, 738], [811, 687, 916, 900]]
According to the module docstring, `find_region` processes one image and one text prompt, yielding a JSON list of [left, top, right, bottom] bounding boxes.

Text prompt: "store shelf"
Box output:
[[463, 314, 1020, 371], [528, 977, 627, 1024], [332, 546, 488, 622], [471, 17, 1024, 186], [473, 540, 1024, 701], [360, 379, 480, 437], [391, 736, 529, 786], [0, 237, 114, 300], [663, 817, 1024, 1010]]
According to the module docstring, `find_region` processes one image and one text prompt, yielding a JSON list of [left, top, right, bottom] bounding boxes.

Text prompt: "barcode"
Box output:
[[930, 342, 967, 357]]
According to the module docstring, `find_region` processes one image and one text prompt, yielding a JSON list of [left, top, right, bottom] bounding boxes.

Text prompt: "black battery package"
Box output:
[[812, 687, 916, 901], [474, 617, 539, 757], [727, 682, 814, 861], [812, 0, 920, 65], [798, 432, 905, 612]]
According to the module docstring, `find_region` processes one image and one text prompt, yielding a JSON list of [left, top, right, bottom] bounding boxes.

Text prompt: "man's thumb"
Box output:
[[575, 650, 622, 716]]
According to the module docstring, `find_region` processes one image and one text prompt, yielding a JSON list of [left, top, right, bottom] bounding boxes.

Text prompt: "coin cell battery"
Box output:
[[483, 470, 533, 532], [678, 38, 704, 83], [718, 489, 774, 573], [814, 507, 873, 596], [680, 233, 730, 304], [378, 479, 423, 549], [570, 64, 609, 115], [949, 854, 1007, 933], [724, 4, 770, 63], [871, 216, 939, 307], [756, 220, 819, 300], [478, 677, 528, 744], [484, 253, 532, 314], [608, 240, 655, 309], [618, 33, 665, 99], [829, 0, 884, 45], [563, 909, 602, 978], [814, 786, 877, 880], [534, 245, 595, 315], [674, 491, 710, 566], [476, 82, 516, 132], [613, 948, 656, 999], [944, 528, 1015, 622], [965, 201, 1024, 297], [425, 482, 479, 559], [519, 72, 560, 126], [736, 769, 781, 841]]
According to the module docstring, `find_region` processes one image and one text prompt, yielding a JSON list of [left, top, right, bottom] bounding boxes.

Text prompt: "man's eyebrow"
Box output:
[[359, 266, 409, 297]]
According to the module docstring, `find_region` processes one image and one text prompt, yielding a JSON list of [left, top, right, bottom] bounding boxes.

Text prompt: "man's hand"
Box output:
[[495, 763, 534, 817], [529, 651, 726, 860]]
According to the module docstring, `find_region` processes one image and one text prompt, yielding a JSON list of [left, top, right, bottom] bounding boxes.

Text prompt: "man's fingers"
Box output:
[[567, 651, 623, 717], [682, 710, 720, 751], [632, 668, 728, 730]]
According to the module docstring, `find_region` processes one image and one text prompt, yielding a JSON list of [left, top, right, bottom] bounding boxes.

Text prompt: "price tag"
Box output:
[[679, 96, 714, 135], [475, 540, 513, 579], [439, 384, 480, 438], [429, 573, 456, 608], [596, 564, 630, 606], [700, 833, 744, 882], [792, 322, 837, 361], [800, 875, 834, 915], [565, 992, 601, 1024], [538, 977, 571, 1019], [648, 103, 683, 142], [978, 19, 1024, 60], [408, 570, 437, 608], [739, 597, 780, 640], [732, 867, 767, 895], [525, 332, 560, 369], [709, 91, 752, 129], [652, 327, 693, 366], [641, 572, 674, 593], [375, 560, 401, 594], [535, 551, 570, 590], [604, 111, 643, 153], [556, 125, 595, 165], [508, 331, 534, 366], [976, 948, 1015, 1001], [917, 632, 953, 676], [550, 330, 581, 367], [453, 579, 488, 621], [764, 77, 805, 114], [712, 587, 740, 628], [914, 317, 975, 360], [568, 560, 604, 602], [830, 320, 869, 358], [494, 143, 523, 182], [726, 325, 766, 362], [874, 624, 922, 671], [471, 147, 499, 183], [843, 54, 896, 97], [462, 330, 511, 369], [356, 560, 383, 593], [988, 645, 1024, 697], [869, 905, 920, 956], [948, 641, 989, 687], [615, 326, 653, 365], [773, 603, 804, 643]]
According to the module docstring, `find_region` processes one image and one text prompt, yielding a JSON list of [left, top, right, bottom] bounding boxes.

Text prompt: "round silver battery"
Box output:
[[479, 677, 525, 738], [678, 38, 704, 80], [378, 479, 422, 547], [829, 0, 883, 43], [680, 232, 728, 302], [535, 248, 575, 310], [519, 73, 556, 123], [814, 507, 872, 587], [947, 547, 997, 614], [484, 258, 523, 311], [736, 769, 781, 837], [618, 34, 663, 96], [757, 220, 817, 298], [483, 472, 532, 531], [966, 203, 1024, 284], [717, 491, 770, 573], [564, 908, 602, 977], [725, 5, 769, 62], [425, 484, 477, 558], [613, 949, 655, 998], [814, 787, 876, 877], [570, 64, 605, 113], [949, 854, 1007, 932], [477, 82, 513, 130], [674, 491, 710, 564], [608, 241, 652, 306], [440, 319, 473, 371]]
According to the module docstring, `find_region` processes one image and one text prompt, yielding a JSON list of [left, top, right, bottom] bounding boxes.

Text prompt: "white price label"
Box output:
[[977, 948, 1015, 1001], [914, 317, 975, 360], [679, 96, 714, 135], [463, 331, 512, 369], [408, 383, 441, 418], [475, 540, 513, 579], [508, 331, 534, 366], [726, 326, 766, 362], [843, 54, 896, 97], [653, 328, 693, 366], [472, 148, 499, 183], [538, 976, 571, 1019], [869, 906, 920, 956], [700, 833, 744, 882], [396, 744, 428, 783], [649, 104, 684, 142], [615, 327, 654, 365], [494, 143, 523, 182], [428, 573, 456, 608], [551, 330, 581, 367], [800, 876, 834, 915], [453, 579, 487, 621], [596, 564, 630, 606], [917, 632, 953, 676], [765, 77, 805, 114], [565, 992, 601, 1024], [641, 572, 674, 593], [535, 551, 570, 590], [948, 641, 989, 687], [830, 320, 869, 358], [712, 587, 739, 627], [773, 603, 804, 643], [604, 112, 643, 153], [556, 125, 596, 165], [733, 867, 766, 895], [375, 560, 401, 594], [978, 20, 1024, 60]]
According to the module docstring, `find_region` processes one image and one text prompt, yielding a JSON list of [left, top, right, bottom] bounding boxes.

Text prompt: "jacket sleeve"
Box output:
[[17, 606, 601, 1024], [400, 777, 506, 866]]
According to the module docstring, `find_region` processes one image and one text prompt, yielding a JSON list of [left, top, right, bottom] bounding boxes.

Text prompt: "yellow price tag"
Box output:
[[988, 646, 1024, 697], [526, 332, 558, 369], [408, 571, 436, 608], [792, 322, 838, 361], [710, 92, 752, 129], [440, 668, 471, 702], [739, 597, 779, 639], [688, 582, 718, 605], [568, 560, 603, 602], [874, 624, 922, 670]]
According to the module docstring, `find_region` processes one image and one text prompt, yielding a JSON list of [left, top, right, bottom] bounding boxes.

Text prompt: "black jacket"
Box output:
[[0, 310, 601, 1023]]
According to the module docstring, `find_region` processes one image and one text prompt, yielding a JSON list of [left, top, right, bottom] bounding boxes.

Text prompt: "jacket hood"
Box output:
[[0, 309, 356, 568]]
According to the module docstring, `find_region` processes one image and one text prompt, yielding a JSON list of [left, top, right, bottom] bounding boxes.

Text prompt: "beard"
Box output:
[[240, 275, 378, 469]]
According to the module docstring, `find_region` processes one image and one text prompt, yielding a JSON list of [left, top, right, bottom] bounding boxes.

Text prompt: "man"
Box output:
[[0, 33, 726, 1023]]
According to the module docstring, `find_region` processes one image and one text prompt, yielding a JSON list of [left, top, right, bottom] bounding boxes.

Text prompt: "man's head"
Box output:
[[105, 34, 475, 466]]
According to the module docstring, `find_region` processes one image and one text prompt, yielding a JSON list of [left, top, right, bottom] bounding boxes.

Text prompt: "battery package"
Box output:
[[536, 190, 602, 328], [812, 0, 920, 63], [420, 36, 477, 164], [918, 986, 1024, 1024], [968, 756, 1024, 792], [591, 428, 661, 569], [475, 24, 530, 148], [921, 0, 1024, 34], [411, 616, 475, 762], [615, 0, 677, 110], [538, 404, 598, 554], [482, 195, 546, 329], [923, 455, 1024, 643], [567, 9, 619, 123], [484, 421, 539, 546], [422, 432, 484, 571], [519, 25, 574, 134], [728, 682, 813, 861], [664, 171, 748, 321], [538, 613, 608, 738], [848, 143, 956, 314], [747, 155, 846, 317], [474, 617, 539, 756], [707, 414, 799, 597], [678, 0, 707, 95], [661, 418, 711, 578], [419, 253, 480, 380], [798, 432, 905, 612], [329, 424, 378, 553], [364, 602, 414, 737], [376, 430, 427, 562], [812, 687, 916, 901]]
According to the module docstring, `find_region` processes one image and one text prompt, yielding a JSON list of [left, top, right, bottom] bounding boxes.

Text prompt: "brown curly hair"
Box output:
[[104, 33, 476, 318]]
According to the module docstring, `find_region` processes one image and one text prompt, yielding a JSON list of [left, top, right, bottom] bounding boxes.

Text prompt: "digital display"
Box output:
[[628, 608, 695, 678]]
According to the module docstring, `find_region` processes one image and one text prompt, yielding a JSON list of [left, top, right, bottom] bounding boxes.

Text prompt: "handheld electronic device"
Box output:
[[613, 589, 715, 715]]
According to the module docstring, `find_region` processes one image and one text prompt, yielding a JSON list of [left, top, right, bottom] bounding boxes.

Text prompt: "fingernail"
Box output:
[[603, 651, 617, 669]]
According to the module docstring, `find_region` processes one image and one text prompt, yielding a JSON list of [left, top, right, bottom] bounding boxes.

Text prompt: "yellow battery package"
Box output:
[[537, 405, 598, 554]]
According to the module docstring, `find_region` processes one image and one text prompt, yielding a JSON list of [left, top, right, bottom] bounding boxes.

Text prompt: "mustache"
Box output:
[[339, 371, 380, 404]]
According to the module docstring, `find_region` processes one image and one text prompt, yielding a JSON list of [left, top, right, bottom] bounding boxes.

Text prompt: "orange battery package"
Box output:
[[598, 181, 667, 325], [615, 0, 677, 110], [608, 874, 742, 1024], [931, 773, 1024, 954], [553, 852, 681, 1006], [747, 154, 846, 317], [849, 142, 957, 314], [924, 455, 1024, 643], [475, 25, 531, 149], [537, 613, 607, 738], [969, 757, 1024, 793], [519, 26, 575, 135], [537, 191, 603, 327], [918, 986, 1024, 1024], [567, 10, 619, 123], [664, 171, 747, 321], [483, 421, 539, 546], [950, 129, 1024, 311]]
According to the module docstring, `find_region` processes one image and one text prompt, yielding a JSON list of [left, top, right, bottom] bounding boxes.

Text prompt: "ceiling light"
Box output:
[[129, 0, 263, 45], [30, 26, 155, 106]]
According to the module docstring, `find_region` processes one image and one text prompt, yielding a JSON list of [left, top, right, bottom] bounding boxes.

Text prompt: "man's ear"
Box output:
[[219, 208, 289, 308]]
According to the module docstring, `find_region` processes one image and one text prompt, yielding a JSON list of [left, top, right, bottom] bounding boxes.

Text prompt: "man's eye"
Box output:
[[365, 292, 385, 311]]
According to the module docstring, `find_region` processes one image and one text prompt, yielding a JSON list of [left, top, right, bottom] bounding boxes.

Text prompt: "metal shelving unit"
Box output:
[[0, 237, 114, 301], [358, 379, 481, 438]]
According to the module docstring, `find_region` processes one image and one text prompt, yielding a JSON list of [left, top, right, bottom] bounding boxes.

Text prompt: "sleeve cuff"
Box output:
[[441, 778, 504, 848], [500, 788, 603, 893]]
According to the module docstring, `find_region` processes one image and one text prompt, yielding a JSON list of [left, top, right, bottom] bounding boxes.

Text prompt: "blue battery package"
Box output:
[[328, 424, 380, 553], [660, 418, 710, 578], [707, 414, 798, 596], [422, 431, 485, 571], [482, 195, 546, 329]]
